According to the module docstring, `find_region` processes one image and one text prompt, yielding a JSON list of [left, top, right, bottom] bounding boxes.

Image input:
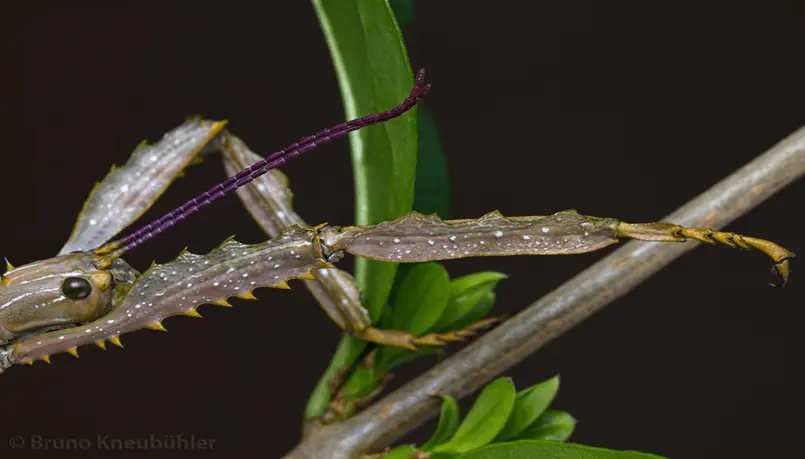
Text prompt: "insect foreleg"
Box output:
[[319, 210, 794, 286], [6, 227, 332, 367]]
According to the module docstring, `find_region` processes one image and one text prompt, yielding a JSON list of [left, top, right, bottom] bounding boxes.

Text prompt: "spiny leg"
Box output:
[[319, 210, 794, 286], [60, 119, 226, 254]]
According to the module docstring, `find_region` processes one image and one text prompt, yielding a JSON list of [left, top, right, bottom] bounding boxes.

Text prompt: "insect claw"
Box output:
[[769, 255, 794, 288]]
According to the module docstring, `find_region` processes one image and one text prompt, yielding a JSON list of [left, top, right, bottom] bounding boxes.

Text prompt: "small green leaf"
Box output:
[[420, 395, 461, 451], [383, 445, 417, 459], [495, 376, 561, 442], [433, 377, 517, 454], [433, 272, 507, 333], [455, 440, 668, 459], [376, 263, 448, 374], [307, 0, 417, 419], [515, 410, 577, 442], [390, 263, 450, 335]]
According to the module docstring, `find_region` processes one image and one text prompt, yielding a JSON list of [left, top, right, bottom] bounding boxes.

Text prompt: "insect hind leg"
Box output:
[[348, 317, 504, 351]]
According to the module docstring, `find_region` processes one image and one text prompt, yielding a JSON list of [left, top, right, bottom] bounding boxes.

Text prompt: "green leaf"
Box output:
[[514, 410, 577, 442], [429, 454, 460, 459], [495, 376, 561, 442], [390, 263, 450, 335], [307, 0, 417, 419], [383, 445, 417, 459], [433, 272, 508, 333], [413, 106, 450, 218], [376, 263, 449, 374], [433, 377, 517, 454], [455, 440, 668, 459], [314, 0, 417, 321], [420, 395, 461, 451], [389, 0, 413, 26]]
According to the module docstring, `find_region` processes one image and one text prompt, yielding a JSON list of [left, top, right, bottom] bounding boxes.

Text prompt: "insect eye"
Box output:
[[62, 277, 92, 300]]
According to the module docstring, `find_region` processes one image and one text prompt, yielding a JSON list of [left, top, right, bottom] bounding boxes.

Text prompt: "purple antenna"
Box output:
[[96, 69, 430, 262]]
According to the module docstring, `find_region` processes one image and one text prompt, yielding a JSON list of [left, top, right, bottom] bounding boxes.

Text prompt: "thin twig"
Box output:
[[286, 125, 805, 458]]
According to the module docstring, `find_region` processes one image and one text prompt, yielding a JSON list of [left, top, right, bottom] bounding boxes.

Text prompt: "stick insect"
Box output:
[[0, 70, 794, 373]]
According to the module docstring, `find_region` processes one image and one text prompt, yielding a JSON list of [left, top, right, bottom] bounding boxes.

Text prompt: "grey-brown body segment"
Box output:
[[59, 119, 226, 255], [321, 211, 621, 262], [8, 227, 331, 365]]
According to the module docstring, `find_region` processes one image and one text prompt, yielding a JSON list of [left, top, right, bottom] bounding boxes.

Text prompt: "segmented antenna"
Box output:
[[94, 69, 431, 266]]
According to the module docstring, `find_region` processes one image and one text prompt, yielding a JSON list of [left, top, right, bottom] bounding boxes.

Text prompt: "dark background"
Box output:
[[4, 1, 805, 457]]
